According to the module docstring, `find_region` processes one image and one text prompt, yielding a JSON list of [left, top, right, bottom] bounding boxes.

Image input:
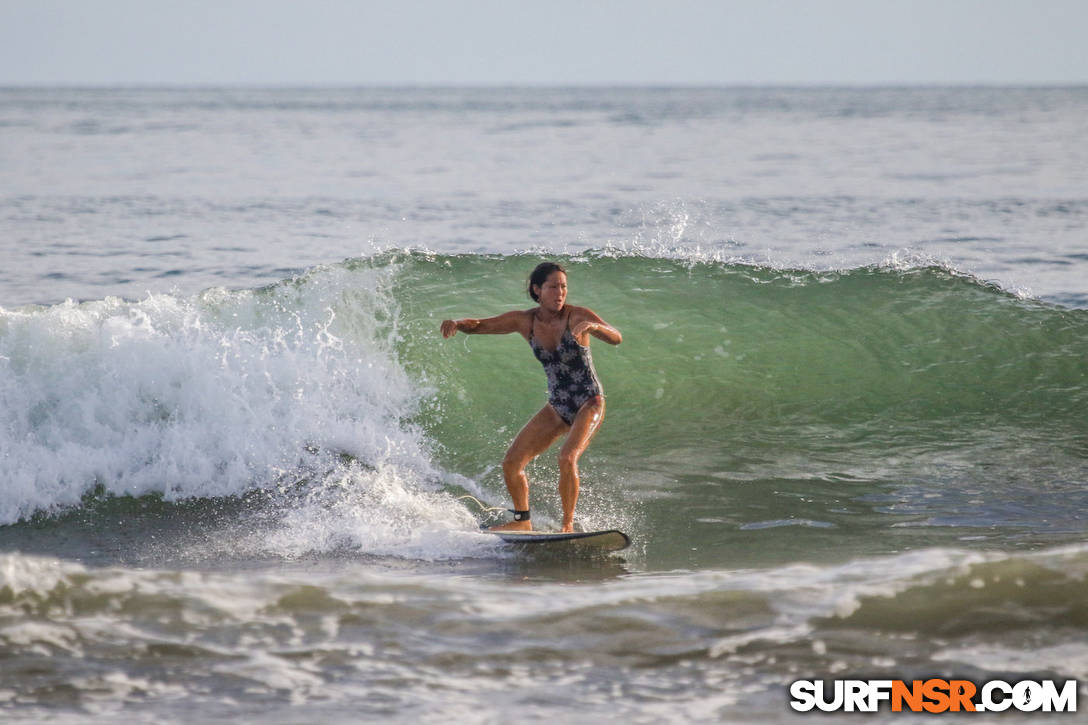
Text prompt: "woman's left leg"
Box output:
[[557, 395, 605, 532], [491, 404, 568, 532]]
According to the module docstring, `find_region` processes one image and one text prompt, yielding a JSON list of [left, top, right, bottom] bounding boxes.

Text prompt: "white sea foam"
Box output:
[[0, 262, 486, 558], [933, 643, 1088, 680], [256, 462, 494, 560]]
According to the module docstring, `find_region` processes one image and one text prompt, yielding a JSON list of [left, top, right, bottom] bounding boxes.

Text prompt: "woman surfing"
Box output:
[[440, 262, 622, 533]]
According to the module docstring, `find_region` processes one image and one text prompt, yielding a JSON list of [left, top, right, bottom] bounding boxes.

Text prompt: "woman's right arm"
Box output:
[[441, 310, 528, 339]]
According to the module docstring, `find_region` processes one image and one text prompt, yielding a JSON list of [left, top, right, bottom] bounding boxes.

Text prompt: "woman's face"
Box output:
[[536, 271, 567, 311]]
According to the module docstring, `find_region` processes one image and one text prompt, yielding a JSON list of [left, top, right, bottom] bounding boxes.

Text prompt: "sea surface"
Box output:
[[1, 87, 1087, 722]]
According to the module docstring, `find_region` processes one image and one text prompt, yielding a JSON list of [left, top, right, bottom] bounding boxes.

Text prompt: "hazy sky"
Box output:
[[2, 0, 1086, 86]]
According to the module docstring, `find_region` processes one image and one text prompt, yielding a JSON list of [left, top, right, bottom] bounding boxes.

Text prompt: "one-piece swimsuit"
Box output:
[[529, 309, 603, 425]]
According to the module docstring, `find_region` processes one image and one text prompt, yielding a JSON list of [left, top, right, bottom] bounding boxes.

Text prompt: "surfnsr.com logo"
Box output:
[[789, 679, 1078, 713]]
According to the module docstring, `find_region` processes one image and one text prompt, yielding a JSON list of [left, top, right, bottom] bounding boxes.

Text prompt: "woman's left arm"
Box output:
[[571, 308, 622, 345]]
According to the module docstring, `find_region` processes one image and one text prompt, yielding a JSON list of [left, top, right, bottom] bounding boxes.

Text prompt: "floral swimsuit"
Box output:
[[529, 310, 603, 425]]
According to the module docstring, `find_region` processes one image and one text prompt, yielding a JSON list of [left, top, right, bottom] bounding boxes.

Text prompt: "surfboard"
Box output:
[[486, 529, 631, 551]]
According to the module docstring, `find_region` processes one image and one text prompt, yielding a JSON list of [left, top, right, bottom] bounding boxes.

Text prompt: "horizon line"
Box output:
[[3, 81, 1087, 90]]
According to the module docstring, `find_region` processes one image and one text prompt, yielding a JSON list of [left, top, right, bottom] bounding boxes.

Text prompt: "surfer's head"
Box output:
[[528, 262, 567, 304]]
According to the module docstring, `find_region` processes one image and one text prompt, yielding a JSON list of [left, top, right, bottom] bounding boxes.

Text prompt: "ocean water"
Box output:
[[1, 87, 1087, 722]]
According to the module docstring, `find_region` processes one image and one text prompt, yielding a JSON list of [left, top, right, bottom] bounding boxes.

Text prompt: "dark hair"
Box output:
[[527, 262, 567, 302]]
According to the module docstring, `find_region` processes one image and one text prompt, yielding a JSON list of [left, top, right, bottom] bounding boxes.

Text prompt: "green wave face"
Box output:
[[390, 251, 1086, 445], [380, 251, 1088, 566]]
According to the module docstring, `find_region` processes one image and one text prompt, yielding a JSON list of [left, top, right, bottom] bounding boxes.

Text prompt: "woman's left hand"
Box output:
[[571, 310, 622, 345], [571, 321, 597, 339]]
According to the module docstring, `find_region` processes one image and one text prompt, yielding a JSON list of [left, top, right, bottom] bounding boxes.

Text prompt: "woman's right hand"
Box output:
[[440, 319, 460, 338]]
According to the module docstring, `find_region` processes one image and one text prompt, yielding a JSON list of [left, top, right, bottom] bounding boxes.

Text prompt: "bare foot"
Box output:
[[560, 522, 574, 533], [488, 520, 533, 532]]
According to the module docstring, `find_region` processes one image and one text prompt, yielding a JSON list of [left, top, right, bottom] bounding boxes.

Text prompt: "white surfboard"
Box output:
[[486, 529, 631, 551]]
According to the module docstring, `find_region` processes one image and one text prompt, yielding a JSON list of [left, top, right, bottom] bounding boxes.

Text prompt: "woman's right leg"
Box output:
[[491, 404, 568, 531]]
